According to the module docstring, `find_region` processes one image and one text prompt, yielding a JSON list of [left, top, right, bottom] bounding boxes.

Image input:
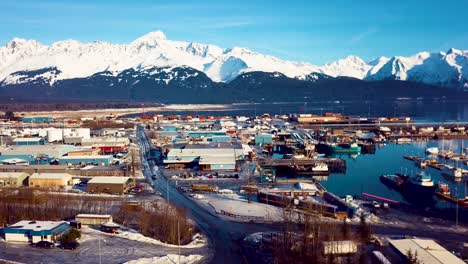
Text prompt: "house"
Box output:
[[388, 238, 464, 264], [29, 173, 73, 188], [75, 214, 113, 225], [12, 137, 45, 146], [0, 172, 29, 187], [2, 220, 70, 243], [87, 176, 134, 194]]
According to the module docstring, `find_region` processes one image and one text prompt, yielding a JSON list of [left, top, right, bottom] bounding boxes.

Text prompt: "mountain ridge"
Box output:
[[1, 31, 467, 89]]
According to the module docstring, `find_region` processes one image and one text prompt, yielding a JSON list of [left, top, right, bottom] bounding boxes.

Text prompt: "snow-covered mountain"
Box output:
[[0, 31, 467, 88]]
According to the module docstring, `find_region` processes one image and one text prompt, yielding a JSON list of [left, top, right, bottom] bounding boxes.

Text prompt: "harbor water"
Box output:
[[321, 139, 468, 208]]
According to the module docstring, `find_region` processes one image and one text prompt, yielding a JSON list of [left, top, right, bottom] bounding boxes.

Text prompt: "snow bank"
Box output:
[[125, 254, 203, 264], [114, 229, 207, 249]]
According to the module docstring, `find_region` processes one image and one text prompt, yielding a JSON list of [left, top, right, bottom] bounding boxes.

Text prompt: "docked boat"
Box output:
[[425, 147, 439, 155], [380, 172, 435, 197], [397, 138, 411, 144], [441, 165, 463, 178], [312, 163, 329, 174], [329, 143, 361, 153]]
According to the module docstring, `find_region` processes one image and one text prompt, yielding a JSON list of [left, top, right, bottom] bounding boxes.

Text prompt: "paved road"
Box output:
[[137, 126, 279, 264], [0, 227, 204, 264]]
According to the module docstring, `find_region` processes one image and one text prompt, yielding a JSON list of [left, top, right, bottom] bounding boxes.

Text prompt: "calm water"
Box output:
[[131, 99, 468, 121], [321, 140, 468, 207]]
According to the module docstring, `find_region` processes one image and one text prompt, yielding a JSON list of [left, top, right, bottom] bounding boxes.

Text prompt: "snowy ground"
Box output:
[[114, 227, 207, 249], [125, 254, 204, 264], [0, 226, 209, 264], [192, 193, 283, 222]]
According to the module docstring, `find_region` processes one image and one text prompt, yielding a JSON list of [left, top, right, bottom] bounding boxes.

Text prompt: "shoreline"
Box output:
[[16, 104, 230, 119]]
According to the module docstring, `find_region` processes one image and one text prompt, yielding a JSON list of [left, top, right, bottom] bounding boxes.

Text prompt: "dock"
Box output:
[[258, 158, 347, 173]]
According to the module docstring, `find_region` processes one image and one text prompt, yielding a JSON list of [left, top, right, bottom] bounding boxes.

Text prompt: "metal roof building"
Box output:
[[389, 238, 465, 264]]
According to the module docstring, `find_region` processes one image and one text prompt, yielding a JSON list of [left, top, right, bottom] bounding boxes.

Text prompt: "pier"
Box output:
[[258, 157, 347, 173]]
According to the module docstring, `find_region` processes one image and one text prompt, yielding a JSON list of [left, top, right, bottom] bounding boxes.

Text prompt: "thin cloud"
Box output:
[[346, 27, 379, 46]]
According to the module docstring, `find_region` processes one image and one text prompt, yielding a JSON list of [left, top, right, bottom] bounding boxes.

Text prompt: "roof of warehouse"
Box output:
[[88, 176, 131, 184], [0, 172, 29, 178], [0, 145, 76, 157], [60, 155, 113, 159], [6, 220, 66, 232], [199, 156, 236, 165], [389, 239, 464, 264], [30, 173, 72, 179], [12, 138, 43, 142]]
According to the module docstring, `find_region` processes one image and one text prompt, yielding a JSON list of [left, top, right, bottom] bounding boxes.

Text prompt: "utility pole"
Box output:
[[455, 186, 459, 226], [178, 219, 181, 264]]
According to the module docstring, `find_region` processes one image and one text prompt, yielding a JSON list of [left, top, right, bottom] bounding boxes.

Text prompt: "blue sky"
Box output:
[[1, 0, 467, 64]]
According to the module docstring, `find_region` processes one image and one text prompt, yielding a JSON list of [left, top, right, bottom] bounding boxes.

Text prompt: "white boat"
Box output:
[[425, 147, 439, 155], [379, 126, 391, 133], [312, 163, 329, 172], [397, 138, 411, 144], [442, 165, 463, 178]]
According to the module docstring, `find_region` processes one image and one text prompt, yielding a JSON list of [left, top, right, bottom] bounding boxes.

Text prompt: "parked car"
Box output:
[[60, 242, 80, 250], [34, 241, 55, 248]]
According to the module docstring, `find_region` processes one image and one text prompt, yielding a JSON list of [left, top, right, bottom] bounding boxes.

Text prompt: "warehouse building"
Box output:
[[188, 131, 227, 138], [2, 220, 70, 243], [87, 176, 134, 194], [29, 173, 73, 188], [0, 145, 76, 163], [75, 214, 113, 225], [164, 143, 243, 171], [67, 148, 101, 156], [0, 172, 29, 187], [59, 155, 114, 166], [255, 133, 273, 146], [12, 138, 45, 146], [389, 238, 464, 264], [21, 117, 54, 123]]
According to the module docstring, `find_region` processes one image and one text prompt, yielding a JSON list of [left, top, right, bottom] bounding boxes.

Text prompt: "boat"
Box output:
[[397, 138, 411, 144], [312, 163, 329, 173], [329, 143, 361, 153], [436, 182, 450, 195], [379, 126, 391, 133], [425, 147, 439, 155], [380, 172, 435, 197], [441, 165, 463, 178]]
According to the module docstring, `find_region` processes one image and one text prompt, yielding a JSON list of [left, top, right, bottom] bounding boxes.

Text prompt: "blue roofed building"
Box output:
[[21, 117, 54, 123], [12, 138, 45, 146], [2, 220, 70, 243]]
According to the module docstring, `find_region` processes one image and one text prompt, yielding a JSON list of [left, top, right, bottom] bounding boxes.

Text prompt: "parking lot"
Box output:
[[0, 226, 208, 264]]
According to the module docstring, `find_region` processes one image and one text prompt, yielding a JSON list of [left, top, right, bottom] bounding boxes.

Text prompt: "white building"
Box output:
[[3, 220, 70, 243]]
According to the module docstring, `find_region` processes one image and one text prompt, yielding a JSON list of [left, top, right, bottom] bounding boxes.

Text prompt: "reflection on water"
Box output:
[[128, 99, 468, 122], [321, 140, 468, 208]]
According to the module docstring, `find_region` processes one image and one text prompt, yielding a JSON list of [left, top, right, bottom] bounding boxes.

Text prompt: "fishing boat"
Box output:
[[312, 163, 329, 174], [397, 138, 412, 144], [441, 165, 463, 178], [380, 172, 435, 196], [329, 143, 361, 153], [425, 147, 439, 155]]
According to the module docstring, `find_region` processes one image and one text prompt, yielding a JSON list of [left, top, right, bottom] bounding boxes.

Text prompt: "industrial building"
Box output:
[[388, 238, 464, 264], [67, 148, 101, 156], [0, 172, 29, 187], [59, 155, 114, 166], [12, 137, 45, 146], [29, 173, 73, 188], [81, 137, 129, 154], [21, 117, 54, 123], [75, 214, 113, 225], [164, 143, 245, 171], [0, 145, 76, 165], [2, 220, 70, 243], [87, 176, 134, 194], [188, 131, 227, 138], [255, 134, 273, 146]]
